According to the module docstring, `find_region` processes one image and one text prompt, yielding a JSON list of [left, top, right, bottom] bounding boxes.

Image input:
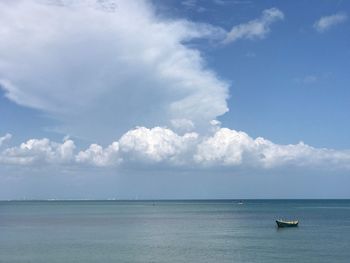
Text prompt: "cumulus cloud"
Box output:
[[118, 126, 198, 165], [194, 128, 257, 166], [314, 13, 347, 32], [76, 126, 199, 167], [76, 142, 120, 167], [195, 128, 350, 169], [0, 0, 228, 142], [1, 127, 350, 171], [223, 8, 284, 44], [0, 137, 75, 165], [0, 133, 12, 147]]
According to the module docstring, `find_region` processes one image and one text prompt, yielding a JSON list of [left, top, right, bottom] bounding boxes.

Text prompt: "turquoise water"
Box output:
[[1, 200, 350, 262]]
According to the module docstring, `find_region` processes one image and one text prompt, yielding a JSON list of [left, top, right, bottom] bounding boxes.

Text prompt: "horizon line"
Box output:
[[1, 198, 349, 202]]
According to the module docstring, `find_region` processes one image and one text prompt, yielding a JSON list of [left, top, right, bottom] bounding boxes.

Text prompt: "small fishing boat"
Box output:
[[276, 219, 298, 227]]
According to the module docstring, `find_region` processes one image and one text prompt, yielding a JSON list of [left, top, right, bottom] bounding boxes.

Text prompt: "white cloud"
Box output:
[[224, 8, 284, 44], [76, 142, 120, 167], [194, 128, 257, 166], [181, 0, 207, 12], [314, 13, 347, 32], [0, 138, 75, 165], [118, 126, 198, 165], [182, 0, 197, 8], [2, 127, 350, 171], [0, 133, 12, 147], [0, 0, 228, 142], [195, 128, 350, 169], [75, 126, 199, 167]]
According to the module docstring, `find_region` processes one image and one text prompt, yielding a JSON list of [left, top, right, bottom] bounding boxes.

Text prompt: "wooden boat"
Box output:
[[276, 219, 298, 227]]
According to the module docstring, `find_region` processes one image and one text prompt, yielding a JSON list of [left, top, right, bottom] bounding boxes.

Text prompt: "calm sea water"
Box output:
[[1, 200, 350, 263]]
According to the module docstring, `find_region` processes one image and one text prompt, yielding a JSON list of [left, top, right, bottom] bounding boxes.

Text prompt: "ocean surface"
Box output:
[[1, 200, 350, 263]]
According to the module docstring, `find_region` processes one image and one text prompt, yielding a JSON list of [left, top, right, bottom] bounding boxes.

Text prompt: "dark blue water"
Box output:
[[1, 200, 350, 262]]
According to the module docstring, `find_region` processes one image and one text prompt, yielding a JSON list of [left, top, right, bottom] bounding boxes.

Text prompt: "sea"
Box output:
[[1, 200, 350, 263]]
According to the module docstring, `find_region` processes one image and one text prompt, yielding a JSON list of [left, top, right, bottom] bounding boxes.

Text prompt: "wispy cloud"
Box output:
[[294, 72, 334, 85], [245, 51, 256, 58], [182, 0, 197, 8], [223, 8, 284, 44], [314, 12, 347, 32], [294, 75, 318, 85], [0, 133, 12, 147], [213, 0, 252, 5], [181, 0, 206, 13]]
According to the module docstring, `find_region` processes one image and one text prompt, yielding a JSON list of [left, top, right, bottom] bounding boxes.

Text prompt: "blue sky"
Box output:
[[0, 0, 349, 199], [167, 0, 350, 148]]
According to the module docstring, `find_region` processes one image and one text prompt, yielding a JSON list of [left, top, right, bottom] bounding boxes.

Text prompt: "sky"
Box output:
[[0, 0, 349, 199]]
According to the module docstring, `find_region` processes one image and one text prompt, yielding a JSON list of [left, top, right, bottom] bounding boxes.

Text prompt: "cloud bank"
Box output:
[[314, 13, 347, 32], [1, 127, 350, 171], [2, 1, 336, 173]]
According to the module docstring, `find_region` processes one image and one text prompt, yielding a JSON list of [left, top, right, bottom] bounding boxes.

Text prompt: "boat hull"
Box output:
[[276, 220, 298, 227]]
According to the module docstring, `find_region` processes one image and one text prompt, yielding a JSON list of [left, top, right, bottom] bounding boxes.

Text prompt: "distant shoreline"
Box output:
[[1, 198, 349, 202]]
